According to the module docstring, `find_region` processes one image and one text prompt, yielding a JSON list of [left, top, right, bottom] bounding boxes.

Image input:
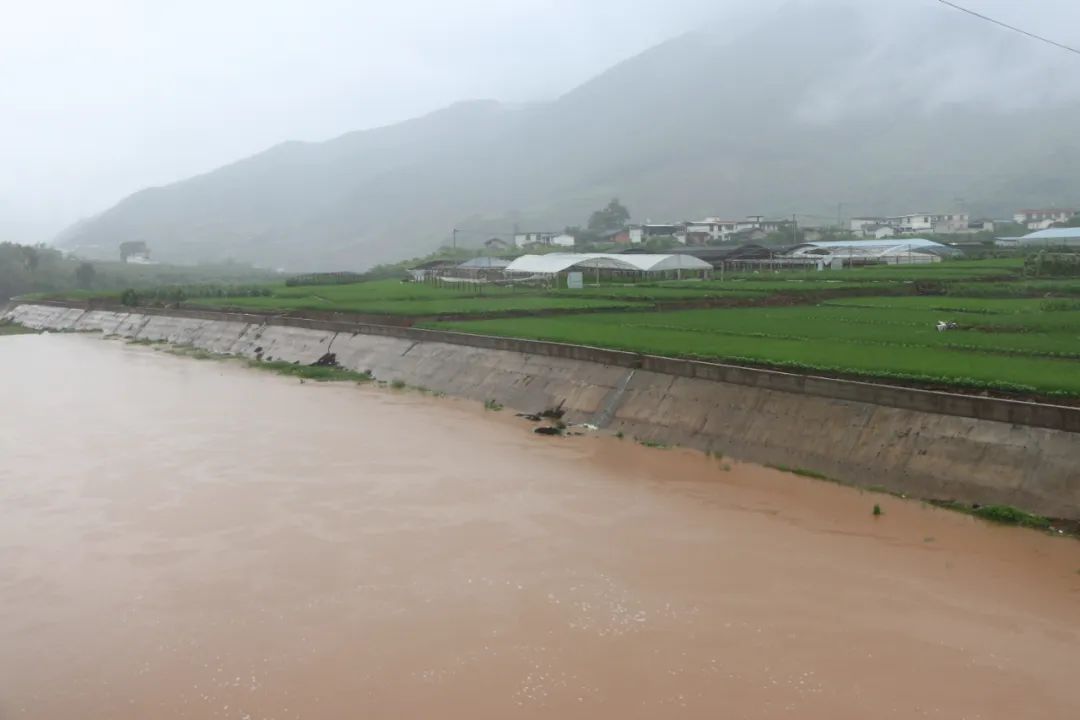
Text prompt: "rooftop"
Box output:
[[505, 253, 712, 275]]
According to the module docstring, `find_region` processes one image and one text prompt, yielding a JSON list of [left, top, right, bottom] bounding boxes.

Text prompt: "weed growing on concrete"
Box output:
[[767, 465, 830, 482], [929, 501, 1052, 531], [390, 379, 406, 390], [251, 360, 373, 383], [165, 346, 217, 360], [873, 504, 883, 516], [637, 438, 669, 449], [615, 431, 624, 439], [722, 464, 732, 472], [972, 505, 1050, 529], [0, 322, 36, 336], [484, 399, 504, 411]]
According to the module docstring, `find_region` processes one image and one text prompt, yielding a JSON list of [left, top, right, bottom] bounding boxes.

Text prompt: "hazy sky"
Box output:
[[2, 0, 1078, 243]]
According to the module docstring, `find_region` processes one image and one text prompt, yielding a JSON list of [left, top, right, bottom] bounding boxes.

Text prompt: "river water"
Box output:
[[1, 333, 1078, 719]]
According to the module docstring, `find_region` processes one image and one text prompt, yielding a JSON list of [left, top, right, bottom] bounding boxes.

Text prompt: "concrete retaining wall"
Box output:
[[8, 302, 1079, 519]]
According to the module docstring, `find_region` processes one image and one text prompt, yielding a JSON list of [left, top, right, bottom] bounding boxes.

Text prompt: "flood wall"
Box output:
[[8, 302, 1078, 520]]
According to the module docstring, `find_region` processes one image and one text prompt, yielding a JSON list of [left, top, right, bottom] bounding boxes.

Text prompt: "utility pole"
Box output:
[[452, 228, 458, 250], [792, 214, 798, 245]]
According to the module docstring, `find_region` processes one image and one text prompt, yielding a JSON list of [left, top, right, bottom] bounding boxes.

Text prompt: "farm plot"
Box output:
[[430, 298, 1080, 396], [190, 279, 648, 316]]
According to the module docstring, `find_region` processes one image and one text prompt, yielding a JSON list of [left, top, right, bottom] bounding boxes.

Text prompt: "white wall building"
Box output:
[[850, 213, 969, 237], [685, 218, 742, 243], [1013, 209, 1076, 230], [551, 233, 576, 247], [849, 217, 885, 236], [514, 232, 557, 248], [628, 224, 687, 244]]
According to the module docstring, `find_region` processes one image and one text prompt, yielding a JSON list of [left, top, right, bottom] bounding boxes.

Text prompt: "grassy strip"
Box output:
[[159, 344, 374, 382], [766, 464, 831, 481], [0, 321, 36, 335], [929, 501, 1052, 530], [247, 360, 374, 383], [761, 464, 1065, 534]]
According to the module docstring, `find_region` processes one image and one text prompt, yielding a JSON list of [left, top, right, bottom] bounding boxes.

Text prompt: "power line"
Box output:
[[937, 0, 1080, 57]]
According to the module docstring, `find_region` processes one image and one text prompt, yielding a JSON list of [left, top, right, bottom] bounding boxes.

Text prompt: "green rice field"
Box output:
[[427, 295, 1080, 396], [189, 280, 648, 315], [32, 255, 1080, 397]]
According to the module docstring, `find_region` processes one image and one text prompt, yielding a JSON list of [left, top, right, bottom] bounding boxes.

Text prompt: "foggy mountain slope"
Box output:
[[57, 2, 1080, 269]]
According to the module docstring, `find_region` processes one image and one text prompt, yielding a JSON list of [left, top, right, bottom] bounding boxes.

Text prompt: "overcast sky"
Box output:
[[2, 0, 1078, 243]]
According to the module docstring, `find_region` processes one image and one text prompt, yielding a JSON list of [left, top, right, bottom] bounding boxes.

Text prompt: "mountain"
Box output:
[[56, 1, 1080, 270]]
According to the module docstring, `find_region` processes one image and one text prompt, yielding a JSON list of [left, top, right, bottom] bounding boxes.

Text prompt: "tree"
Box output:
[[587, 198, 631, 234], [119, 240, 149, 262], [74, 262, 96, 289], [19, 245, 39, 271]]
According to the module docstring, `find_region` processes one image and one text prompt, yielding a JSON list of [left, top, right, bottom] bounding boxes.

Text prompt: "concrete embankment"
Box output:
[[7, 301, 1079, 520]]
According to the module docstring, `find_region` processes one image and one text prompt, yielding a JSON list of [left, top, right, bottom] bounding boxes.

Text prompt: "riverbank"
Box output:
[[2, 332, 1078, 719], [5, 302, 1080, 520]]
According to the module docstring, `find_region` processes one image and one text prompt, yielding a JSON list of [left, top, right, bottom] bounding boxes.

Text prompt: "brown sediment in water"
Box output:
[[1, 334, 1078, 720]]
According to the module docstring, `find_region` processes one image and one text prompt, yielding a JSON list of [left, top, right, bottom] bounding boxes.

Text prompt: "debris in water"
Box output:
[[539, 401, 566, 420], [534, 427, 563, 436]]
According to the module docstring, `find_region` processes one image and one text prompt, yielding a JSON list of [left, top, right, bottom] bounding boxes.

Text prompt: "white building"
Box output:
[[685, 218, 742, 244], [684, 216, 789, 244], [514, 232, 557, 248], [891, 213, 970, 234], [628, 224, 687, 244], [849, 217, 885, 236], [850, 213, 969, 237], [1013, 209, 1076, 231], [551, 233, 576, 247]]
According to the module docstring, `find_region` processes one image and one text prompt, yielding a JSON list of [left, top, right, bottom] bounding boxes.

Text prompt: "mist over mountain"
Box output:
[[57, 1, 1080, 270]]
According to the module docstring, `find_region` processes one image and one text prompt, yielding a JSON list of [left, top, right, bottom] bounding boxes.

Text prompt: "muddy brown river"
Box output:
[[1, 333, 1078, 719]]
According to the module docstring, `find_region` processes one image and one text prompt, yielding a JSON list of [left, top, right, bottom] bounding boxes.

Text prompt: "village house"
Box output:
[[683, 216, 791, 245], [603, 228, 632, 244], [628, 224, 687, 244], [685, 218, 743, 244], [514, 231, 556, 248], [513, 231, 575, 248], [849, 213, 970, 237], [1013, 208, 1076, 230]]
